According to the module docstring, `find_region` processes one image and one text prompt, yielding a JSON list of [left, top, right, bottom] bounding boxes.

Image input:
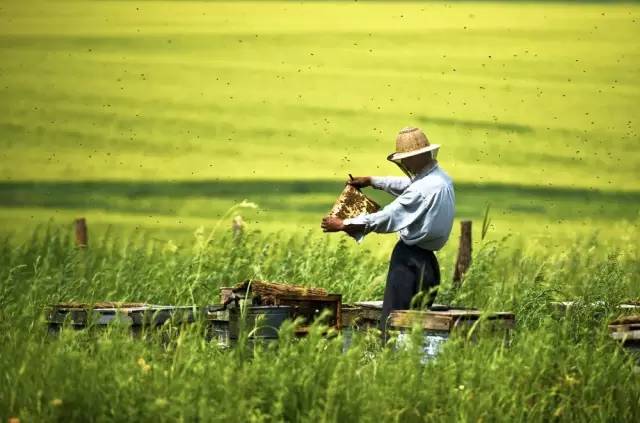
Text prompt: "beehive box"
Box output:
[[609, 314, 640, 353], [221, 280, 341, 334], [389, 309, 515, 333], [340, 303, 515, 359], [341, 301, 383, 329], [551, 301, 640, 317], [387, 308, 515, 361], [45, 303, 198, 335]]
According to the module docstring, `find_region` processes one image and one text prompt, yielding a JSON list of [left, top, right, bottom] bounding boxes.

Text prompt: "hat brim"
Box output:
[[387, 144, 440, 162]]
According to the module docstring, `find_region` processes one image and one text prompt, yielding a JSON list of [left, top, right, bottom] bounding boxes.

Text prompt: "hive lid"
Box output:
[[49, 302, 147, 310]]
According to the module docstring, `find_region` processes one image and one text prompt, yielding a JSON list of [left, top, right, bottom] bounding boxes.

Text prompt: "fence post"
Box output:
[[452, 220, 472, 288], [74, 218, 88, 248]]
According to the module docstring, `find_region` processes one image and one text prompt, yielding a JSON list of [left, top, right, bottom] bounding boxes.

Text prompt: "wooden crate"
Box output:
[[220, 281, 342, 334], [342, 301, 383, 329], [609, 315, 640, 348], [203, 305, 230, 345], [274, 294, 341, 333], [551, 301, 640, 317], [389, 309, 515, 333], [45, 303, 198, 334], [385, 309, 515, 360]]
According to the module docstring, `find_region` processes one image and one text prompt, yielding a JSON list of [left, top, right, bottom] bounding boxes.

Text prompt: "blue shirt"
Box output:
[[344, 163, 455, 251]]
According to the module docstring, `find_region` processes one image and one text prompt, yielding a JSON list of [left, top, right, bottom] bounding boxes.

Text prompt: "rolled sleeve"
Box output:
[[343, 215, 368, 226], [342, 215, 368, 243]]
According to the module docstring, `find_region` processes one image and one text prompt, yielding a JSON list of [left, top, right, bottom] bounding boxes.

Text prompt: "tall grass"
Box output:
[[0, 227, 639, 422]]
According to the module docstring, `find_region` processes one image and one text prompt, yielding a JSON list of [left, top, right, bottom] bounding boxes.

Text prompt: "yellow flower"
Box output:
[[564, 374, 579, 386], [137, 357, 151, 373], [50, 398, 63, 407]]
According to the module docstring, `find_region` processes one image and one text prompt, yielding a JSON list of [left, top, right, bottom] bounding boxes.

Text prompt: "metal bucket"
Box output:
[[229, 305, 292, 339]]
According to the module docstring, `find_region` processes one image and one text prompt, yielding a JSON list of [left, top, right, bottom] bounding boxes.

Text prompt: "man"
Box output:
[[321, 126, 455, 332]]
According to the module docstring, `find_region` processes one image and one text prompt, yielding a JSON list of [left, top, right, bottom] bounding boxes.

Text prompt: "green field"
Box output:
[[1, 0, 639, 249], [1, 1, 640, 421], [1, 228, 639, 421]]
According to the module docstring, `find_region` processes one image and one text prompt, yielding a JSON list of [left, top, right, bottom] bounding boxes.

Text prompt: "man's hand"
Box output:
[[321, 216, 345, 233], [347, 176, 372, 189]]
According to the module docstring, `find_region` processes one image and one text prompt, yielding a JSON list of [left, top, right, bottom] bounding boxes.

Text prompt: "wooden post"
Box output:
[[452, 220, 472, 288], [74, 218, 88, 248]]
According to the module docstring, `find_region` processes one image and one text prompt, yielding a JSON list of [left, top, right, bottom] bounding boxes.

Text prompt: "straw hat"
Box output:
[[387, 127, 440, 162]]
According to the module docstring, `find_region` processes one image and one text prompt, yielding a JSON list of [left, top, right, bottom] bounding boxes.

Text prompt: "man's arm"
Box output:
[[321, 188, 430, 238], [321, 216, 365, 235], [370, 176, 411, 197], [348, 175, 410, 197]]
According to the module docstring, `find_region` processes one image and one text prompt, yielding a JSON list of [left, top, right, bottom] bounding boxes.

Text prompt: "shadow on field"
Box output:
[[0, 180, 638, 222]]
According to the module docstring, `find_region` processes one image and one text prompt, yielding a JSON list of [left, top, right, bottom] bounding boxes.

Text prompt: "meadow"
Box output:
[[1, 0, 640, 421], [0, 228, 639, 421]]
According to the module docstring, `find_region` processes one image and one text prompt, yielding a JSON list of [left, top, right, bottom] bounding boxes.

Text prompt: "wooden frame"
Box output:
[[609, 315, 640, 345], [389, 310, 515, 333]]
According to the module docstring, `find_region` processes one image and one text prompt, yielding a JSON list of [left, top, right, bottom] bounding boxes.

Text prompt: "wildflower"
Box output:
[[238, 199, 258, 209], [564, 374, 579, 386], [232, 215, 245, 235], [137, 357, 151, 373], [50, 398, 63, 407]]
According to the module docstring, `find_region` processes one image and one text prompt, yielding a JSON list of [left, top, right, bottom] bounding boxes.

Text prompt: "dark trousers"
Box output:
[[380, 240, 441, 332]]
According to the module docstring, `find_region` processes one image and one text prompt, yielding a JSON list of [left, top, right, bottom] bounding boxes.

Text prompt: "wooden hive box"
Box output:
[[341, 301, 383, 329], [384, 308, 514, 361], [222, 280, 342, 334], [551, 301, 640, 317], [389, 309, 515, 334], [45, 302, 198, 335], [609, 315, 640, 347]]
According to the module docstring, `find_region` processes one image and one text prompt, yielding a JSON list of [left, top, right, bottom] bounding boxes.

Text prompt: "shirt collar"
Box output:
[[412, 161, 439, 181]]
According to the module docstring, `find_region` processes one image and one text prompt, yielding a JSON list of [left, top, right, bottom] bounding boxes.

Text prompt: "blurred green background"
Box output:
[[1, 0, 638, 253]]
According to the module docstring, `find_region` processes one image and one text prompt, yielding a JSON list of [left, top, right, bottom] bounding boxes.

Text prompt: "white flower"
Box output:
[[238, 199, 258, 209]]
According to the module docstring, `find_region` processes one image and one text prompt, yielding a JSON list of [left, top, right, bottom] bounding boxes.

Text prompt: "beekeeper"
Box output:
[[321, 127, 455, 331]]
